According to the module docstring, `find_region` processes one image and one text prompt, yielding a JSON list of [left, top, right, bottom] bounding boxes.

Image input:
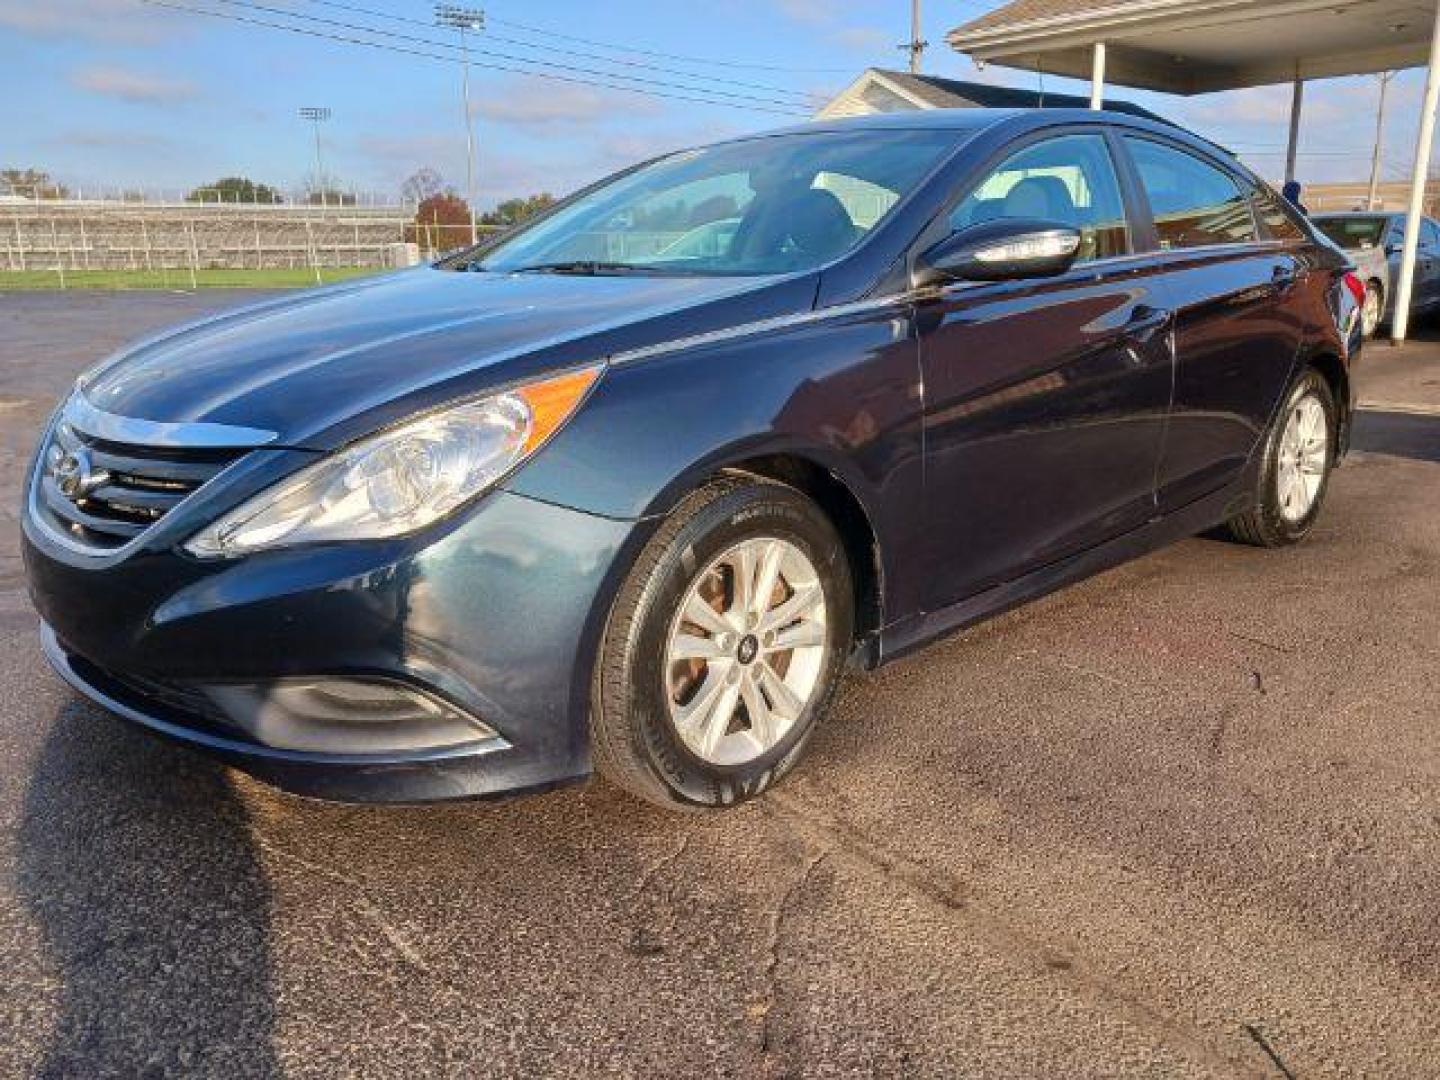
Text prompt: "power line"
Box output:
[[141, 0, 811, 116], [202, 0, 817, 111], [483, 14, 856, 74], [297, 0, 829, 104]]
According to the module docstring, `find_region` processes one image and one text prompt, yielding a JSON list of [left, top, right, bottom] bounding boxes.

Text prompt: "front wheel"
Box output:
[[591, 477, 853, 810], [1226, 369, 1336, 547]]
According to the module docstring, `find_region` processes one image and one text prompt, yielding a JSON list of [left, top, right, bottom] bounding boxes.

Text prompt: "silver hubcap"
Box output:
[[1362, 287, 1381, 336], [1277, 393, 1329, 523], [663, 537, 828, 766]]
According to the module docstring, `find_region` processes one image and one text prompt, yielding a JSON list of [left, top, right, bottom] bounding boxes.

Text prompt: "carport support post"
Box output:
[[1391, 2, 1440, 345], [1284, 76, 1304, 185], [1090, 42, 1106, 109]]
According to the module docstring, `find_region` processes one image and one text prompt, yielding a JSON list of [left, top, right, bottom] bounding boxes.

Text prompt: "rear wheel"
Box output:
[[1226, 369, 1336, 547], [591, 477, 853, 809]]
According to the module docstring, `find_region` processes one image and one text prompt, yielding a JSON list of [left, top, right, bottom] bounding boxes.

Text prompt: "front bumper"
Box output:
[[24, 488, 643, 803]]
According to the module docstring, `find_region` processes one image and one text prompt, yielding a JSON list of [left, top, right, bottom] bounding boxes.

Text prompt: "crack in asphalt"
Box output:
[[627, 832, 692, 906], [1243, 1023, 1297, 1079], [249, 834, 431, 973], [755, 849, 827, 1068], [1228, 631, 1295, 655], [769, 787, 1279, 1079], [624, 831, 693, 958]]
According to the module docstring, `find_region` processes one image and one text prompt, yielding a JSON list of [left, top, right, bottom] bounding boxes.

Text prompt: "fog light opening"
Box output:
[[201, 678, 504, 756]]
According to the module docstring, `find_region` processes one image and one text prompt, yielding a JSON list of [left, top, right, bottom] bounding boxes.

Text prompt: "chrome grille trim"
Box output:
[[27, 395, 274, 559], [66, 391, 278, 448]]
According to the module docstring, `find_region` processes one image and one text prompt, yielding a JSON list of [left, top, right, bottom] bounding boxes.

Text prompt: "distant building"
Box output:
[[816, 67, 1168, 123]]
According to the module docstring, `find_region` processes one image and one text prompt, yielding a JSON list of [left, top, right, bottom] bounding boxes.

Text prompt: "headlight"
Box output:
[[185, 364, 602, 557]]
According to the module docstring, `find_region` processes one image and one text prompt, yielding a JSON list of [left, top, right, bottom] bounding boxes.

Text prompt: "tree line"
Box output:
[[1, 166, 555, 234]]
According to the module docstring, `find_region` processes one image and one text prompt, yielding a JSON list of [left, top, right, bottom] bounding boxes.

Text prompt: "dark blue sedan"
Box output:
[[23, 109, 1363, 809]]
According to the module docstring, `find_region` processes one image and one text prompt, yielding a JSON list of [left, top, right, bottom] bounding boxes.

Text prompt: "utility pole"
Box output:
[[299, 106, 332, 208], [436, 3, 484, 245], [1369, 71, 1396, 210], [902, 0, 926, 74]]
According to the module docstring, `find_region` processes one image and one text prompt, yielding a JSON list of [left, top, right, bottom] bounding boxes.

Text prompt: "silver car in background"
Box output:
[[1312, 211, 1440, 336]]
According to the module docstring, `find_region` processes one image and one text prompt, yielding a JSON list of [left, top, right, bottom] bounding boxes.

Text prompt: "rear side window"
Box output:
[[1123, 137, 1259, 249], [1252, 187, 1305, 242], [1314, 216, 1387, 249], [949, 133, 1130, 262]]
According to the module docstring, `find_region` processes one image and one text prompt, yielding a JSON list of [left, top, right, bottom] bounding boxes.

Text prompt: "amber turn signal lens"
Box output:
[[515, 364, 604, 453]]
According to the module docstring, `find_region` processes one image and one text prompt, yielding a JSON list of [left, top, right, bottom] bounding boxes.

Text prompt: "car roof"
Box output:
[[731, 107, 1247, 180], [725, 107, 1219, 158], [755, 106, 1183, 137]]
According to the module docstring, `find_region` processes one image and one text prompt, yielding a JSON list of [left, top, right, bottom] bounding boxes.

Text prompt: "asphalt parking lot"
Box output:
[[1, 289, 1437, 1078]]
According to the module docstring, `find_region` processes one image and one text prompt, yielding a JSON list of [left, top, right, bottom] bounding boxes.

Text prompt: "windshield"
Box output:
[[1314, 216, 1388, 250], [468, 129, 959, 277]]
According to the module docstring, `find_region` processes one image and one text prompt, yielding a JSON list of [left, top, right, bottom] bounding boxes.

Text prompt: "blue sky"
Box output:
[[1, 0, 1431, 206]]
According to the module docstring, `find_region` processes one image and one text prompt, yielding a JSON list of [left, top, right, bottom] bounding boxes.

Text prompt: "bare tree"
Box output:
[[401, 167, 448, 204]]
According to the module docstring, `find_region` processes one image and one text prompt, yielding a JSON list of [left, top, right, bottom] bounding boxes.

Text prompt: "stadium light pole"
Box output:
[[435, 3, 484, 245], [299, 106, 332, 208]]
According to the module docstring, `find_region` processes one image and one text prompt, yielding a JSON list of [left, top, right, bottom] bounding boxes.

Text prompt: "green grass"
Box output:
[[0, 266, 383, 290]]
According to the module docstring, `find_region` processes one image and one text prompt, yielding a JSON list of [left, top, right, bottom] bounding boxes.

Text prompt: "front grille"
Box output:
[[35, 420, 247, 552]]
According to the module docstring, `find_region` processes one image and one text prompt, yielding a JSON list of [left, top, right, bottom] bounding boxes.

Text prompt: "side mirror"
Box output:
[[913, 218, 1083, 288]]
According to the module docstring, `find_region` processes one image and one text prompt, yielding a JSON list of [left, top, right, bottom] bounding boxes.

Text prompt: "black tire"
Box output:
[[1226, 368, 1337, 548], [590, 476, 854, 810]]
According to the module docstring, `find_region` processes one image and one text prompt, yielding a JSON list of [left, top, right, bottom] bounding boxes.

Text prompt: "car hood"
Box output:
[[79, 266, 813, 449]]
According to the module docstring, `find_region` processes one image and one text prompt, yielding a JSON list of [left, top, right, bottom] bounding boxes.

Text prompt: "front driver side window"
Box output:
[[948, 133, 1131, 263]]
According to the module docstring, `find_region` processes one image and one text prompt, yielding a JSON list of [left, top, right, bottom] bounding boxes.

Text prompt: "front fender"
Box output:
[[502, 300, 928, 620]]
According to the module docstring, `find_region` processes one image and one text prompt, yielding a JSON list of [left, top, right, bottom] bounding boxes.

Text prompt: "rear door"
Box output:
[[1118, 134, 1307, 511], [916, 128, 1175, 611]]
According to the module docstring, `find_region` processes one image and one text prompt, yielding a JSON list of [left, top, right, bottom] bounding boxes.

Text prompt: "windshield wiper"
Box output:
[[512, 260, 659, 276]]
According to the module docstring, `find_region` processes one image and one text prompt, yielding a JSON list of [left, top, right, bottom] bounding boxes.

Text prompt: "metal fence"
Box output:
[[0, 199, 420, 281]]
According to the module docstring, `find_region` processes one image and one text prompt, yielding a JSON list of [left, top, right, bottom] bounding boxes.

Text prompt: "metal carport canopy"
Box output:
[[948, 0, 1440, 344]]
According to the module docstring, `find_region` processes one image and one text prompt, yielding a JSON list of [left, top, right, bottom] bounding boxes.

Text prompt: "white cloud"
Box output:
[[474, 82, 662, 127], [777, 0, 829, 27], [71, 65, 199, 104], [354, 119, 746, 208], [774, 0, 896, 58], [1175, 84, 1345, 129], [0, 0, 186, 43], [830, 25, 894, 55], [61, 129, 176, 150]]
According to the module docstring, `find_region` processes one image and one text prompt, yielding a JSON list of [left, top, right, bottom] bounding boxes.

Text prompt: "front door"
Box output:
[[918, 131, 1174, 612]]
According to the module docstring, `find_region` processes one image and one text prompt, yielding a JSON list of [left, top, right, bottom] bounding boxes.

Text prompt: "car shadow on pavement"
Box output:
[[1352, 408, 1440, 463], [16, 700, 278, 1077]]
